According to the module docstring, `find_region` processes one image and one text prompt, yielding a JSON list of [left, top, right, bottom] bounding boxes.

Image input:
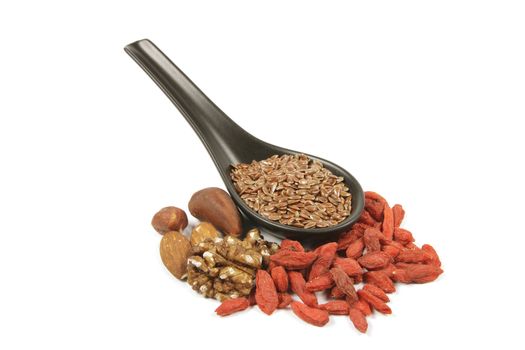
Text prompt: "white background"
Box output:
[[1, 1, 524, 349]]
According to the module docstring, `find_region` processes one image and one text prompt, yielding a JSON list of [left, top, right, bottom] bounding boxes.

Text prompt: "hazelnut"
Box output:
[[151, 206, 188, 234]]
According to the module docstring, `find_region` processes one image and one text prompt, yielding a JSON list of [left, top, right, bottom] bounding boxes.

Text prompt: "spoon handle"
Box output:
[[124, 39, 262, 173]]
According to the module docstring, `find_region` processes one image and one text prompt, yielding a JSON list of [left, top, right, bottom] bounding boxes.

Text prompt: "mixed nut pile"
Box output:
[[152, 184, 443, 333]]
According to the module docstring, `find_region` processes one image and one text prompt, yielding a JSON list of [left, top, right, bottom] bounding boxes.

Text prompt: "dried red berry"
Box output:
[[280, 239, 305, 252], [358, 210, 378, 227], [345, 238, 365, 259], [308, 242, 337, 281], [405, 242, 419, 250], [255, 270, 278, 315], [215, 297, 250, 316], [382, 244, 401, 258], [392, 264, 443, 283], [291, 301, 330, 327], [333, 257, 363, 276], [270, 250, 317, 270], [350, 297, 373, 316], [352, 223, 372, 235], [329, 286, 346, 299], [337, 229, 363, 250], [319, 300, 350, 315], [288, 271, 318, 307], [392, 204, 405, 228], [393, 227, 415, 245], [365, 197, 384, 222], [422, 244, 441, 267], [267, 260, 278, 271], [305, 272, 334, 292], [382, 202, 394, 241], [270, 266, 289, 292], [349, 308, 368, 333], [365, 271, 396, 293], [363, 284, 390, 302], [363, 227, 382, 252], [365, 191, 387, 204], [357, 289, 392, 314], [376, 263, 397, 278], [277, 293, 293, 309], [396, 249, 432, 264], [358, 251, 392, 270], [330, 266, 358, 303]]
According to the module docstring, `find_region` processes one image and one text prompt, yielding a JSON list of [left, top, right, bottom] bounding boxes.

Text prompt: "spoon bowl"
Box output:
[[125, 39, 364, 241]]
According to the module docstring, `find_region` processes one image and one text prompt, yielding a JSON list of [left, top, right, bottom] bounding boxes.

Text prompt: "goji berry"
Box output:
[[391, 268, 409, 283], [349, 308, 368, 333], [345, 238, 365, 259], [392, 264, 443, 283], [215, 297, 250, 316], [357, 289, 392, 314], [255, 270, 278, 315], [337, 229, 363, 250], [350, 297, 372, 316], [270, 250, 317, 270], [393, 227, 415, 245], [291, 301, 330, 327], [358, 210, 378, 227], [352, 223, 372, 235], [382, 202, 394, 241], [319, 300, 350, 315], [394, 262, 414, 269], [388, 240, 405, 250], [330, 266, 358, 303], [305, 272, 334, 292], [422, 244, 441, 267], [363, 284, 389, 302], [396, 249, 432, 264], [311, 244, 322, 255], [280, 239, 304, 252], [329, 286, 346, 299], [358, 251, 392, 270], [363, 227, 382, 252], [365, 191, 387, 204], [365, 197, 384, 222], [267, 260, 278, 271], [270, 265, 289, 292], [288, 271, 318, 307], [376, 263, 397, 278], [405, 242, 419, 250], [382, 244, 401, 258], [277, 293, 293, 309], [308, 242, 337, 281], [392, 204, 405, 228], [333, 257, 363, 276], [364, 271, 396, 293]]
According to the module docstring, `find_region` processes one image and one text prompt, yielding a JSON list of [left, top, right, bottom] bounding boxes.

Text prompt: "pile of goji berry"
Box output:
[[214, 191, 443, 332]]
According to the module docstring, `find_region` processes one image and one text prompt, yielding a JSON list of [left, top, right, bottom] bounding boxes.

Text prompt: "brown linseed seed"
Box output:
[[230, 154, 351, 228]]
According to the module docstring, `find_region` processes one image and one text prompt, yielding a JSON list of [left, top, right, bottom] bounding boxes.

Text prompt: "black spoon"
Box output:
[[124, 39, 364, 241]]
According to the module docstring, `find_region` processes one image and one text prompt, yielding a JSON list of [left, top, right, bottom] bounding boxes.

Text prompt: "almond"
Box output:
[[160, 231, 191, 280]]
